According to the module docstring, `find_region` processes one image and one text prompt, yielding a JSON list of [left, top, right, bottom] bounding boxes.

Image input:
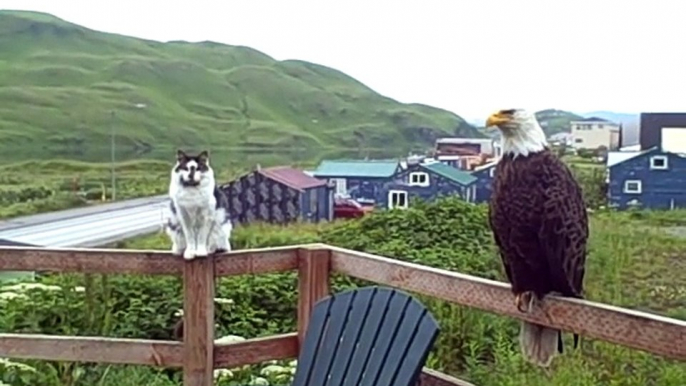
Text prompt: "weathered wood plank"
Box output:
[[296, 247, 331, 348], [0, 246, 181, 275], [183, 257, 215, 386], [0, 245, 304, 276], [329, 246, 686, 361], [0, 334, 181, 367], [214, 333, 298, 368], [419, 368, 477, 386], [214, 246, 298, 276]]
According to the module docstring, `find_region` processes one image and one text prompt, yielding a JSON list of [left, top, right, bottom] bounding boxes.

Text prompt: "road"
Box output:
[[0, 195, 170, 247]]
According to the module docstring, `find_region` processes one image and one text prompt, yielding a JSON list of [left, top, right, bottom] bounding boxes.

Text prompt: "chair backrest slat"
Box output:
[[292, 286, 440, 386]]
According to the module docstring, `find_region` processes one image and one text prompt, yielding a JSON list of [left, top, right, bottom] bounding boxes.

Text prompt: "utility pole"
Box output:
[[110, 110, 116, 201]]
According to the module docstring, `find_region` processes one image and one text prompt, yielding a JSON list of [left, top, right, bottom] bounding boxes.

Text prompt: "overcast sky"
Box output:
[[2, 0, 685, 123]]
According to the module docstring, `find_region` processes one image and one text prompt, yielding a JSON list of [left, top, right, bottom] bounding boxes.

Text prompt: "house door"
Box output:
[[388, 190, 409, 209], [331, 178, 347, 196]]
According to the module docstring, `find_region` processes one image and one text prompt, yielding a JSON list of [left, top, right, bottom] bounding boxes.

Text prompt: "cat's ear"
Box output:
[[176, 149, 187, 162], [198, 150, 209, 163]]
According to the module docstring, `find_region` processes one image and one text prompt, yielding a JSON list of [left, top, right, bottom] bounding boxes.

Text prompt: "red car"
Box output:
[[333, 198, 373, 219]]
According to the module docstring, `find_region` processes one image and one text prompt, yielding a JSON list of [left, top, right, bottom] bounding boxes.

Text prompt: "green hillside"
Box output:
[[535, 109, 583, 136], [0, 10, 482, 153]]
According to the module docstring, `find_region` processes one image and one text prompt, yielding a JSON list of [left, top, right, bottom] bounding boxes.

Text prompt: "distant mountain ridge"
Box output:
[[474, 109, 641, 147], [0, 10, 482, 152]]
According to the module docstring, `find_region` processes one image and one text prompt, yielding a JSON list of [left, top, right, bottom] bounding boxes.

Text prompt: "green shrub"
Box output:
[[1, 197, 685, 386]]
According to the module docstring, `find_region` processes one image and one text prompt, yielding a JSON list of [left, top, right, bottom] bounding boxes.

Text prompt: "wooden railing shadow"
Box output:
[[0, 244, 684, 386]]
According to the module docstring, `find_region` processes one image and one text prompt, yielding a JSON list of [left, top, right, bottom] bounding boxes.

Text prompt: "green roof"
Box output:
[[420, 162, 477, 186], [313, 160, 400, 178]]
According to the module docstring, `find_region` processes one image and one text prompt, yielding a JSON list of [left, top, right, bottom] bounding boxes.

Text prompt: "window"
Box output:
[[388, 190, 408, 209], [408, 172, 429, 187], [623, 180, 642, 194], [575, 138, 583, 143], [331, 178, 347, 196], [650, 155, 668, 170]]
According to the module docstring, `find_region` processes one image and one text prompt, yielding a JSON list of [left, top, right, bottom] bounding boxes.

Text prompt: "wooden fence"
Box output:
[[0, 243, 684, 386]]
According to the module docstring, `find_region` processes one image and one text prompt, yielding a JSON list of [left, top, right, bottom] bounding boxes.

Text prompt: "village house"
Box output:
[[570, 117, 621, 151], [375, 161, 477, 209], [220, 166, 334, 225], [311, 159, 401, 205], [433, 137, 501, 169], [607, 113, 686, 210], [470, 161, 497, 203], [608, 148, 686, 210]]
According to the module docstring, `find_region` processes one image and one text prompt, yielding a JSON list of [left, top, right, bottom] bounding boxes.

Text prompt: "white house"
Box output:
[[570, 117, 621, 151]]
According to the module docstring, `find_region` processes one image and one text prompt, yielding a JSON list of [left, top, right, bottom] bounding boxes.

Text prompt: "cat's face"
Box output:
[[174, 150, 211, 186]]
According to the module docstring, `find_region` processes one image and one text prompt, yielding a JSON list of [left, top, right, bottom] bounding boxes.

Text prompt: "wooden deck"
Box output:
[[1, 243, 685, 386]]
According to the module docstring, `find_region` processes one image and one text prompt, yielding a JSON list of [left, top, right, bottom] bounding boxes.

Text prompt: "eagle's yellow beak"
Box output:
[[485, 111, 512, 128]]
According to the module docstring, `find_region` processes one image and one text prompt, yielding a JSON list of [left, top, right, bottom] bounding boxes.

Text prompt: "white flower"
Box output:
[[1, 283, 61, 292], [214, 335, 245, 344], [214, 297, 234, 305], [260, 364, 287, 376], [174, 309, 184, 317], [213, 368, 234, 380], [0, 292, 28, 301], [72, 286, 86, 292], [249, 376, 269, 385], [0, 358, 37, 372]]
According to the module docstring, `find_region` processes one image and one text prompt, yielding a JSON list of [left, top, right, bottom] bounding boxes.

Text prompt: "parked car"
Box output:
[[333, 198, 372, 219]]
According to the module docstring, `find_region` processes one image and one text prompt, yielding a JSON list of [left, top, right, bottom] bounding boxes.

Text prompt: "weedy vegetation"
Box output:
[[1, 197, 684, 386]]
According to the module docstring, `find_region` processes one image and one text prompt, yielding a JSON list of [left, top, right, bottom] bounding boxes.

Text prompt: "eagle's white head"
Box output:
[[485, 109, 547, 158]]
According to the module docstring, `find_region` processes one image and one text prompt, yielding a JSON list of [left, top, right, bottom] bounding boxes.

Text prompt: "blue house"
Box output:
[[608, 147, 686, 210], [220, 166, 334, 225], [375, 162, 478, 209], [311, 160, 401, 204], [470, 161, 498, 203]]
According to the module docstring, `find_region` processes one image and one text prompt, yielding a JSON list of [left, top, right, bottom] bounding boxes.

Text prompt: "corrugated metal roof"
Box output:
[[574, 117, 612, 123], [0, 238, 34, 246], [420, 162, 477, 186], [258, 166, 327, 191], [313, 160, 399, 178], [472, 161, 498, 171], [607, 148, 655, 167]]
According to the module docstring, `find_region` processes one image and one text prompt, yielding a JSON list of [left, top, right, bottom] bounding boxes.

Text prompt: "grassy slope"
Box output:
[[0, 10, 481, 152], [536, 108, 583, 136]]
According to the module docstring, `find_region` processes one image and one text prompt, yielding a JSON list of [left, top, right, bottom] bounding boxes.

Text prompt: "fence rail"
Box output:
[[1, 244, 685, 386]]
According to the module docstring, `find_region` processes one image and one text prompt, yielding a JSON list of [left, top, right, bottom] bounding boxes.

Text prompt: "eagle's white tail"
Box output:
[[519, 321, 559, 367]]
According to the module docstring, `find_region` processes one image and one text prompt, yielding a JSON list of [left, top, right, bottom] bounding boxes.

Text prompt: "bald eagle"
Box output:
[[485, 109, 588, 368]]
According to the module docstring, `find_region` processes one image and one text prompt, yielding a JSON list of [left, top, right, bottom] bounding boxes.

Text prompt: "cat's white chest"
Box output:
[[174, 187, 214, 211]]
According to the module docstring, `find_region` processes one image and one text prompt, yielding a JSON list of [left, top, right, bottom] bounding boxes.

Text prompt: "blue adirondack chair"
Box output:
[[292, 286, 440, 386]]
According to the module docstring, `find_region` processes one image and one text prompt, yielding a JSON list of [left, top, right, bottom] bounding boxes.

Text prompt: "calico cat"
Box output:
[[165, 149, 232, 260]]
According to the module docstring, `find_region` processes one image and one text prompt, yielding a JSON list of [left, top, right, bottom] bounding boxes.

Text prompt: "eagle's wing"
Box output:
[[489, 194, 513, 284], [538, 162, 588, 298]]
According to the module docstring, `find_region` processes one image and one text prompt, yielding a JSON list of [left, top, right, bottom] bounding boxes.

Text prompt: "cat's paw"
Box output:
[[195, 246, 209, 257], [171, 243, 184, 256], [183, 248, 196, 260]]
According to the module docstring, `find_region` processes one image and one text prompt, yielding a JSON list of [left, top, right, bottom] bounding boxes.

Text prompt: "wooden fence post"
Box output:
[[183, 256, 215, 386], [297, 247, 331, 350]]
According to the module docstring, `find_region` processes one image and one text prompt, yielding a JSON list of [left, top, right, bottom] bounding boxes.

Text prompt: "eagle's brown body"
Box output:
[[489, 149, 588, 360], [489, 149, 588, 299]]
